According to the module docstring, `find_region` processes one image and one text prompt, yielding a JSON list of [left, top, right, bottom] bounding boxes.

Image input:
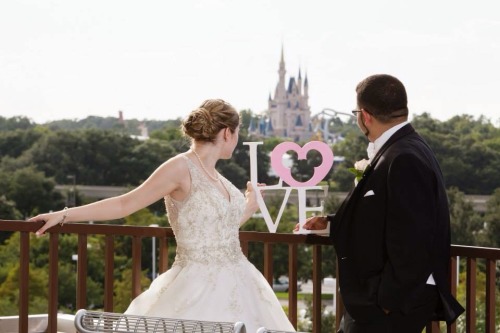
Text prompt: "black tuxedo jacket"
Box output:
[[328, 124, 464, 324]]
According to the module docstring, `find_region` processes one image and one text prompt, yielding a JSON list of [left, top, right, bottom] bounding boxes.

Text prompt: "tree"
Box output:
[[298, 295, 336, 333], [0, 116, 35, 131], [289, 148, 328, 183], [0, 127, 45, 158], [149, 119, 184, 141], [448, 187, 483, 246], [0, 263, 49, 315], [0, 195, 22, 244], [484, 188, 500, 248], [414, 113, 500, 194], [0, 195, 22, 221], [113, 268, 151, 313], [0, 166, 64, 217], [0, 234, 49, 315], [330, 130, 367, 191]]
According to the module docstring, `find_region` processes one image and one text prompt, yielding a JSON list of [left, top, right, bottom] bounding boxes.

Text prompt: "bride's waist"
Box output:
[[174, 243, 245, 266]]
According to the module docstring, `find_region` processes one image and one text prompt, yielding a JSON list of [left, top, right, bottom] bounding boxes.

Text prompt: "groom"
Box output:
[[303, 74, 464, 332]]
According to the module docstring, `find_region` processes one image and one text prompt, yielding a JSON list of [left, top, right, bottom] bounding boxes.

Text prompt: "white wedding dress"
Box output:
[[125, 156, 295, 333]]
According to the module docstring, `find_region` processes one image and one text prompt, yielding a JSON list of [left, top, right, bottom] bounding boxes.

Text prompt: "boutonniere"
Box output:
[[348, 159, 370, 185]]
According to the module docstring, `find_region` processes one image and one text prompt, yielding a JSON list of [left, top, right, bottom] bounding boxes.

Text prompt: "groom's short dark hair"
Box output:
[[356, 74, 408, 123]]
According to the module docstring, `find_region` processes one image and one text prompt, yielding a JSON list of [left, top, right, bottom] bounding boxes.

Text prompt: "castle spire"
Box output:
[[304, 72, 309, 99], [298, 67, 302, 95], [276, 44, 287, 101]]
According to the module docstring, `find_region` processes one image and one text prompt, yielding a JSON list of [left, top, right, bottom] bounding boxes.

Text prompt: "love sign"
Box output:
[[244, 141, 333, 234]]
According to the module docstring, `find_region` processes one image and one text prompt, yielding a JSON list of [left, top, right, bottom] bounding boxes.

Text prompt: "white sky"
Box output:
[[1, 0, 499, 125]]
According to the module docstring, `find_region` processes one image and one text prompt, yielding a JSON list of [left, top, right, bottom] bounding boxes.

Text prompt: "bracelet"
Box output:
[[58, 207, 69, 226]]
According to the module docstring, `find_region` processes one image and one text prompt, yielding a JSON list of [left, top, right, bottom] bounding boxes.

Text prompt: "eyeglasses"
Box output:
[[352, 108, 372, 116], [352, 108, 408, 118]]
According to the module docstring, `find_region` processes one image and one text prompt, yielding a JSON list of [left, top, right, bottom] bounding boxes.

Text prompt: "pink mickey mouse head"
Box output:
[[270, 141, 334, 187]]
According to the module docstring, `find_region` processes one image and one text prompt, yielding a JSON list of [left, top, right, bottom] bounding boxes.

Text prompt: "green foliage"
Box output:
[[0, 127, 44, 158], [45, 116, 172, 135], [0, 195, 22, 221], [330, 130, 368, 192], [484, 188, 500, 248], [113, 268, 151, 313], [413, 113, 500, 194], [298, 294, 336, 333], [448, 187, 484, 246], [0, 263, 49, 315], [318, 194, 342, 278], [149, 119, 184, 141], [289, 148, 328, 183], [454, 267, 500, 333], [0, 233, 50, 314], [0, 116, 36, 131], [238, 109, 253, 136], [0, 166, 65, 217], [26, 129, 146, 186]]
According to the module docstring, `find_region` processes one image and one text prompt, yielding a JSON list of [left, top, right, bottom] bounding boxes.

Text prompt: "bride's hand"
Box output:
[[245, 181, 265, 213], [28, 209, 68, 236]]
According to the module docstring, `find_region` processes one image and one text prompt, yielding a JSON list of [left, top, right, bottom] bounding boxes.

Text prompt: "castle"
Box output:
[[248, 48, 313, 142]]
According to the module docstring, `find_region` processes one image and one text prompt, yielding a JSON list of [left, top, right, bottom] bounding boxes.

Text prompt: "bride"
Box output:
[[29, 99, 295, 333]]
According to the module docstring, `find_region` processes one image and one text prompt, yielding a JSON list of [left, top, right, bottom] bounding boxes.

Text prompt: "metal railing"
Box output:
[[74, 309, 246, 333], [0, 220, 499, 333]]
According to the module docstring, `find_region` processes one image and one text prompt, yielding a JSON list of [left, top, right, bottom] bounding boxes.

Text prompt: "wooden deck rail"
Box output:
[[0, 220, 499, 333], [0, 220, 331, 333]]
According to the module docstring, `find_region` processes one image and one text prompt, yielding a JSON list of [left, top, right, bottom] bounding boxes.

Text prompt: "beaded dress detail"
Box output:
[[124, 156, 295, 333]]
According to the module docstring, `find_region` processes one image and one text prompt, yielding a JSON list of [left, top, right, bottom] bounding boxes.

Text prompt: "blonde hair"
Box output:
[[182, 99, 239, 142]]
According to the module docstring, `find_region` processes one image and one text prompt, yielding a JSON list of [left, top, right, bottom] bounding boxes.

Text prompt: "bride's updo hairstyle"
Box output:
[[182, 99, 239, 143]]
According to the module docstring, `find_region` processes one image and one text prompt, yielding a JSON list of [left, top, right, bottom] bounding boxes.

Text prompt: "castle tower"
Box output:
[[263, 47, 312, 142]]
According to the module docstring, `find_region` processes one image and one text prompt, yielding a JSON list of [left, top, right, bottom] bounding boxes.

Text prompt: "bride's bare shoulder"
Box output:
[[157, 153, 190, 175]]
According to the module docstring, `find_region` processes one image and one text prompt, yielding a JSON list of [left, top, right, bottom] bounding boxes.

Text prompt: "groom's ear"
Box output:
[[361, 109, 373, 123]]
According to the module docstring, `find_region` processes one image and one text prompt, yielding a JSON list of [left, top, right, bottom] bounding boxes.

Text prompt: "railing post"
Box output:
[[426, 321, 441, 332], [132, 236, 142, 298], [48, 233, 59, 333], [159, 236, 169, 274], [485, 259, 496, 333], [76, 234, 88, 309], [104, 235, 115, 312], [263, 242, 273, 285], [335, 261, 344, 331], [448, 255, 458, 333], [288, 243, 298, 328], [19, 232, 30, 333], [466, 257, 477, 333], [312, 245, 322, 333]]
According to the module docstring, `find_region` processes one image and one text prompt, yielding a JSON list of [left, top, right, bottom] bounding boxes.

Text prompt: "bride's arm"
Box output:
[[29, 155, 189, 235], [239, 182, 262, 226]]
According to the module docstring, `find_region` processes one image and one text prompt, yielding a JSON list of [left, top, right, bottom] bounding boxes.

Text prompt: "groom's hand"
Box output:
[[294, 216, 328, 232]]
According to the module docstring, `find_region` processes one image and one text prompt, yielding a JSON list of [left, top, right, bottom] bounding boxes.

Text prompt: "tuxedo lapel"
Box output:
[[331, 124, 415, 237], [367, 124, 415, 173], [330, 168, 367, 235]]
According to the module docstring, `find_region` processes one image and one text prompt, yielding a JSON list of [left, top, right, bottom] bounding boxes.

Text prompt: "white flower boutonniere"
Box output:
[[348, 159, 370, 185]]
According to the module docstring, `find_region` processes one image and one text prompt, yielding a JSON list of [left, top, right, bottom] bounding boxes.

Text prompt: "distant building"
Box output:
[[132, 122, 149, 141], [118, 110, 125, 125], [248, 47, 313, 142], [118, 110, 150, 141]]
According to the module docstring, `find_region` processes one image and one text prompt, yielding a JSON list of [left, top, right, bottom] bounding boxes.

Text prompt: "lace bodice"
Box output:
[[164, 156, 246, 267]]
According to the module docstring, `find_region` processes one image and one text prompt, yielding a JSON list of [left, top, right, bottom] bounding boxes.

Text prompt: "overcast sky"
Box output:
[[1, 0, 499, 125]]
